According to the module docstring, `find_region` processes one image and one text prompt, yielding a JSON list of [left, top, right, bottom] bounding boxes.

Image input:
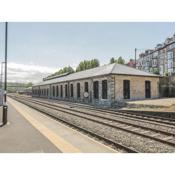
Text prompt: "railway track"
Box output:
[[33, 96, 175, 125], [17, 95, 175, 128], [10, 96, 137, 153], [9, 95, 175, 153]]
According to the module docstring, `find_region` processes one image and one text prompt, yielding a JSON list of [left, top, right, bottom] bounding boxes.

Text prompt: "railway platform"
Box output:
[[0, 97, 116, 153]]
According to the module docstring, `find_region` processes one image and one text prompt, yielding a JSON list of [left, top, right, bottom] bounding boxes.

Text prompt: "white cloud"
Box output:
[[6, 62, 57, 83]]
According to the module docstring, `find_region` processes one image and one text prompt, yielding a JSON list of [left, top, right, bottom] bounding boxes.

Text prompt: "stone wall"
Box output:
[[114, 75, 159, 102], [34, 75, 113, 107], [32, 74, 160, 107], [159, 75, 175, 97]]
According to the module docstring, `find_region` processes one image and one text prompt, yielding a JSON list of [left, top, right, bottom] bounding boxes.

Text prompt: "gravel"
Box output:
[[18, 98, 175, 153]]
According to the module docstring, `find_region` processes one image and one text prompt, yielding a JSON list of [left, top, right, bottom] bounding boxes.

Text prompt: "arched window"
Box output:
[[53, 86, 55, 97], [56, 85, 59, 97], [84, 82, 88, 92], [70, 84, 73, 97], [93, 81, 99, 99], [60, 85, 63, 97], [65, 84, 68, 97], [77, 83, 80, 98], [123, 80, 130, 99], [47, 88, 49, 96], [102, 80, 108, 99]]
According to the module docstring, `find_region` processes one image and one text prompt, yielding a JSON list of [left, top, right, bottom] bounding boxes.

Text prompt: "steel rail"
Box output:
[[15, 95, 175, 129], [11, 96, 175, 148], [30, 96, 175, 125], [10, 96, 138, 153]]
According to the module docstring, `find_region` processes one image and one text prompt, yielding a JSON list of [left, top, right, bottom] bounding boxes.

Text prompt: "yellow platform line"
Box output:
[[8, 98, 81, 153]]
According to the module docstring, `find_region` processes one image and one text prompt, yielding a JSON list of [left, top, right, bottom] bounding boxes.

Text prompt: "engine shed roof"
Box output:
[[33, 63, 160, 87]]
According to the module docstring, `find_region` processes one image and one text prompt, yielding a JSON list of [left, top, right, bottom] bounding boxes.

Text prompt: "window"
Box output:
[[123, 80, 130, 99], [56, 85, 59, 97], [84, 82, 88, 92], [60, 85, 63, 97], [102, 80, 108, 99], [70, 84, 73, 97], [167, 51, 173, 59], [77, 83, 80, 98], [52, 86, 55, 97], [93, 81, 99, 99], [65, 84, 68, 97], [47, 89, 49, 96], [145, 81, 151, 98]]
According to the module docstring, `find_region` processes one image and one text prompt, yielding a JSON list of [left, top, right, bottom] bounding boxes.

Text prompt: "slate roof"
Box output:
[[33, 63, 159, 86]]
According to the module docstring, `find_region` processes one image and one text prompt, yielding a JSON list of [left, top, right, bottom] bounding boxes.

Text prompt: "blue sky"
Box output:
[[0, 22, 175, 83]]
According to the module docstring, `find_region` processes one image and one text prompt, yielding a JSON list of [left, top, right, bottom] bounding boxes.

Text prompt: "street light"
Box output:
[[0, 62, 5, 89], [2, 22, 8, 125]]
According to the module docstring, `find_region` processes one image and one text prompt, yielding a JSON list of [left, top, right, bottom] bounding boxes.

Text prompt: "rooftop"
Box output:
[[33, 63, 159, 86]]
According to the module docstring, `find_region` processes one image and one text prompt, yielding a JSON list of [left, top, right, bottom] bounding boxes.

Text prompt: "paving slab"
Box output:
[[0, 100, 60, 153], [6, 97, 116, 153]]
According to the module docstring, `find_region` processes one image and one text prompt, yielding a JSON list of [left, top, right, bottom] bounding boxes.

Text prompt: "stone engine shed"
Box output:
[[32, 63, 160, 107]]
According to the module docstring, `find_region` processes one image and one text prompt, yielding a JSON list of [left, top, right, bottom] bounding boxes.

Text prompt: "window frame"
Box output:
[[102, 80, 108, 99], [65, 84, 68, 97], [60, 85, 63, 97], [70, 84, 74, 97], [84, 82, 89, 93], [77, 83, 81, 98], [56, 85, 59, 97], [123, 80, 130, 99], [52, 86, 55, 97], [93, 81, 99, 99]]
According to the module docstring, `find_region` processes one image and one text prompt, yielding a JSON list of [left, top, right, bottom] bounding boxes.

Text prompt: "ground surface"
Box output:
[[0, 97, 116, 153], [0, 100, 60, 153], [123, 98, 175, 112]]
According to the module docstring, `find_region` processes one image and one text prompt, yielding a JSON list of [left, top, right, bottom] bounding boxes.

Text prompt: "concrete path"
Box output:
[[0, 99, 60, 153], [0, 97, 116, 153]]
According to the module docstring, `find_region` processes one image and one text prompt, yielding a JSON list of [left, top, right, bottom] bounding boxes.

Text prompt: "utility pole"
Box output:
[[1, 62, 5, 89], [135, 48, 137, 68], [2, 22, 8, 125]]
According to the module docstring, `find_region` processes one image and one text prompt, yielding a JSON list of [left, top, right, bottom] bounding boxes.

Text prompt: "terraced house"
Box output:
[[136, 33, 175, 76], [32, 63, 160, 107]]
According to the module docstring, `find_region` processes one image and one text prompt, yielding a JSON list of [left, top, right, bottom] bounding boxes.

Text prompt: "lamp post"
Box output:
[[2, 22, 8, 125], [135, 48, 137, 68], [1, 62, 5, 89]]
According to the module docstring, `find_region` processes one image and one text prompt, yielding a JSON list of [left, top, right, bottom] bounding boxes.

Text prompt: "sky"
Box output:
[[0, 22, 175, 83]]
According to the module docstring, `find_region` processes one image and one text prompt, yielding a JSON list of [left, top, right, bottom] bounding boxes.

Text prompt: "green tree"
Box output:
[[117, 56, 125, 64], [110, 57, 115, 64], [153, 69, 160, 75], [76, 59, 100, 72], [109, 56, 125, 64], [48, 66, 75, 78], [26, 82, 33, 88]]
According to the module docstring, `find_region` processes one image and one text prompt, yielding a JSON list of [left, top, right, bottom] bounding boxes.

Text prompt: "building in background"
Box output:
[[32, 63, 160, 107], [126, 59, 136, 68], [136, 33, 175, 76]]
